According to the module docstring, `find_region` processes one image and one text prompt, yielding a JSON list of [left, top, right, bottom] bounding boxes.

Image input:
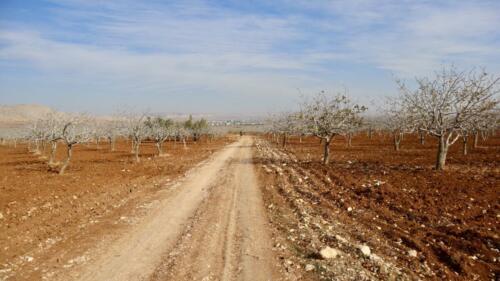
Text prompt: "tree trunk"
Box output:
[[49, 141, 57, 165], [109, 137, 115, 151], [41, 141, 46, 155], [34, 140, 41, 155], [393, 133, 401, 151], [134, 141, 141, 163], [473, 131, 479, 148], [368, 127, 373, 140], [347, 133, 352, 147], [282, 133, 287, 148], [299, 135, 302, 143], [183, 138, 187, 149], [59, 144, 73, 175], [419, 131, 425, 145], [322, 138, 331, 165], [436, 135, 448, 170], [462, 135, 468, 156], [481, 130, 487, 141], [156, 141, 163, 156]]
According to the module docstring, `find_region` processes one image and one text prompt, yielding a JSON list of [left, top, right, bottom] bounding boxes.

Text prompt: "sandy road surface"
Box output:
[[66, 136, 280, 281]]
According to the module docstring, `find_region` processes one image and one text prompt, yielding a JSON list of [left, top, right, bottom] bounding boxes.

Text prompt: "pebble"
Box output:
[[408, 249, 417, 257], [22, 256, 34, 262], [320, 246, 340, 259], [359, 245, 371, 257], [335, 235, 348, 244], [305, 264, 315, 271]]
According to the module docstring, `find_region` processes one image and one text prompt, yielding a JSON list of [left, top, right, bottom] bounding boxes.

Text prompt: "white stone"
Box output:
[[408, 249, 417, 257], [335, 235, 348, 244], [347, 207, 353, 212], [22, 256, 34, 262], [305, 264, 315, 271], [319, 246, 340, 259], [359, 245, 371, 257]]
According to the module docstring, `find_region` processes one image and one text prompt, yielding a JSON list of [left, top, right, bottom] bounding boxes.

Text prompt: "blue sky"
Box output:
[[1, 0, 499, 115]]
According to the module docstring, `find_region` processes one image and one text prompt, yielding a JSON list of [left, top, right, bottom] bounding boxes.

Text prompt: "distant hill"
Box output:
[[0, 104, 267, 128], [0, 104, 56, 126]]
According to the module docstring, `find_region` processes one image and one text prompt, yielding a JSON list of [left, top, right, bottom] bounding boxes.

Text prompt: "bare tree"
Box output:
[[124, 114, 148, 163], [146, 117, 175, 156], [267, 114, 282, 145], [396, 67, 499, 170], [90, 120, 106, 149], [28, 120, 45, 155], [342, 121, 363, 148], [0, 128, 27, 148], [39, 112, 66, 166], [291, 111, 309, 143], [471, 110, 498, 149], [174, 122, 190, 149], [103, 121, 117, 152], [28, 112, 70, 168], [302, 91, 367, 164], [361, 116, 385, 142], [383, 99, 414, 151], [270, 112, 298, 148], [59, 115, 91, 175]]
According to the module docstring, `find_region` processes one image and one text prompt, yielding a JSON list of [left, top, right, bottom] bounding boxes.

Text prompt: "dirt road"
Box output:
[[63, 136, 281, 281]]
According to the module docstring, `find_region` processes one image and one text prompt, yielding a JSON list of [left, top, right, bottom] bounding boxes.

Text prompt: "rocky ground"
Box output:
[[254, 133, 499, 281]]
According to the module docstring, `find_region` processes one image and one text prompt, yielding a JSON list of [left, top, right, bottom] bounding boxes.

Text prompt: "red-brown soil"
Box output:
[[255, 132, 499, 280], [0, 137, 231, 280]]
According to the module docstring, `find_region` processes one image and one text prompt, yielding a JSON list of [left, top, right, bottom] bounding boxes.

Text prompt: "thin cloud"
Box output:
[[1, 0, 499, 113]]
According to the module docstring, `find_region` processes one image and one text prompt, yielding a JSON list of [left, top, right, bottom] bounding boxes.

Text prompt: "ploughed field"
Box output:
[[0, 137, 231, 280], [255, 132, 499, 280]]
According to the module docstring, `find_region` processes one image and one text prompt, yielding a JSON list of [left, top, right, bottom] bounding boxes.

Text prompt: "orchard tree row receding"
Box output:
[[5, 113, 222, 175], [268, 66, 499, 170]]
